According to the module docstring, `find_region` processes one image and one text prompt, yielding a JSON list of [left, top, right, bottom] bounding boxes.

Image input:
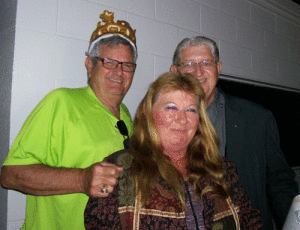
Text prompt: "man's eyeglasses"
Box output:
[[116, 120, 130, 149], [94, 57, 136, 72], [178, 59, 217, 71]]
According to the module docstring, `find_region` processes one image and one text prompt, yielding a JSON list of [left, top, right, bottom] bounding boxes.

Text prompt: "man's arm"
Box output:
[[0, 161, 123, 197]]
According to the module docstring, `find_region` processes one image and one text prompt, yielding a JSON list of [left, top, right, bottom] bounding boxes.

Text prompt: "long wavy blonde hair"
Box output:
[[130, 72, 231, 205]]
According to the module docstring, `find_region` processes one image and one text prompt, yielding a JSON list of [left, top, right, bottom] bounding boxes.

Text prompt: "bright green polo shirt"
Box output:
[[3, 86, 133, 230]]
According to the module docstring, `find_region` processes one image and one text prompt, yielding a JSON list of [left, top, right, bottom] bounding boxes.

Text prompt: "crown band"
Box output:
[[86, 34, 137, 57]]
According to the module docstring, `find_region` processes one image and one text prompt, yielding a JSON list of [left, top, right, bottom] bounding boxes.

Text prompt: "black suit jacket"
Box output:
[[224, 92, 298, 230]]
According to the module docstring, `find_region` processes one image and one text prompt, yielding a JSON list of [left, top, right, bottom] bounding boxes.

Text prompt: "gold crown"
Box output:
[[88, 10, 136, 54]]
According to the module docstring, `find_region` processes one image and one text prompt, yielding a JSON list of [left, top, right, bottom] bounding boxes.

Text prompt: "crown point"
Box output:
[[100, 10, 114, 23]]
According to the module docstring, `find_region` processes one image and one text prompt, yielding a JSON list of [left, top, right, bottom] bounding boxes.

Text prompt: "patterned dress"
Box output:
[[84, 150, 263, 229]]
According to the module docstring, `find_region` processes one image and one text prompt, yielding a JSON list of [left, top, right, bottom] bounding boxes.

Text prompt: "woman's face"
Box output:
[[152, 90, 199, 155]]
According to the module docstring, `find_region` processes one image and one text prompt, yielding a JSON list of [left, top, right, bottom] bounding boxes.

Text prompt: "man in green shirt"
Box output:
[[0, 10, 137, 229]]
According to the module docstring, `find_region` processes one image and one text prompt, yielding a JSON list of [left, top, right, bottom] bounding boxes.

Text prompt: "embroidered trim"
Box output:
[[119, 206, 185, 219], [133, 189, 142, 230], [227, 197, 240, 230], [213, 205, 240, 221], [119, 206, 135, 213], [140, 209, 184, 218]]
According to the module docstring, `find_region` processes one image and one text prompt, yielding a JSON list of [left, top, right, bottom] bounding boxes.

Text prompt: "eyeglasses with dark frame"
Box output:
[[94, 57, 136, 72], [116, 120, 130, 149], [178, 59, 217, 71]]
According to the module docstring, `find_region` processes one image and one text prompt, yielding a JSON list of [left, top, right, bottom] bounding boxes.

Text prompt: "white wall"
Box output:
[[2, 0, 300, 229], [0, 0, 17, 229]]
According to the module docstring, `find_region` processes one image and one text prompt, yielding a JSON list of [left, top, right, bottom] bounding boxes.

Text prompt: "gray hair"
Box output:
[[172, 36, 219, 65], [88, 35, 137, 64]]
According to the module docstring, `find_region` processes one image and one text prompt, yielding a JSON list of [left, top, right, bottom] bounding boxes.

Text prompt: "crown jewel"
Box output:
[[88, 10, 136, 54]]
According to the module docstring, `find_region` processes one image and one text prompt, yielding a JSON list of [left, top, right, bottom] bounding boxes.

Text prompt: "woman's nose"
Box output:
[[176, 111, 188, 124]]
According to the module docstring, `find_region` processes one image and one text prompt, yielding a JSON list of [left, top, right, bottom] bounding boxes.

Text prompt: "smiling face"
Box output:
[[152, 90, 199, 157], [171, 45, 222, 107], [86, 43, 135, 105]]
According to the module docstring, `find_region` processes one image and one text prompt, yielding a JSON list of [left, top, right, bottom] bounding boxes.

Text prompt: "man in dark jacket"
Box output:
[[170, 36, 298, 230]]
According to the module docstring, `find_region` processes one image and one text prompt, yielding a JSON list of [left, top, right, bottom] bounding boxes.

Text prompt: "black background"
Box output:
[[218, 76, 300, 167]]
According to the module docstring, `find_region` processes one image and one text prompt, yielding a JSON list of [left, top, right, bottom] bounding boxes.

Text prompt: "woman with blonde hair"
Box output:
[[84, 72, 263, 229]]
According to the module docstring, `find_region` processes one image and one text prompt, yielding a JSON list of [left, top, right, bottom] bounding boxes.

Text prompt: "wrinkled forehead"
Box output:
[[180, 44, 214, 61], [98, 43, 135, 61]]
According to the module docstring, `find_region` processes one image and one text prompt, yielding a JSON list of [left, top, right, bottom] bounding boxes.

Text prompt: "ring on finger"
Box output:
[[101, 184, 108, 194]]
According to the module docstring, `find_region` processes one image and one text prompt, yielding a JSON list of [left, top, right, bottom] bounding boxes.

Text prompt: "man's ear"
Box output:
[[170, 64, 178, 73], [217, 61, 222, 76], [85, 57, 93, 75]]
